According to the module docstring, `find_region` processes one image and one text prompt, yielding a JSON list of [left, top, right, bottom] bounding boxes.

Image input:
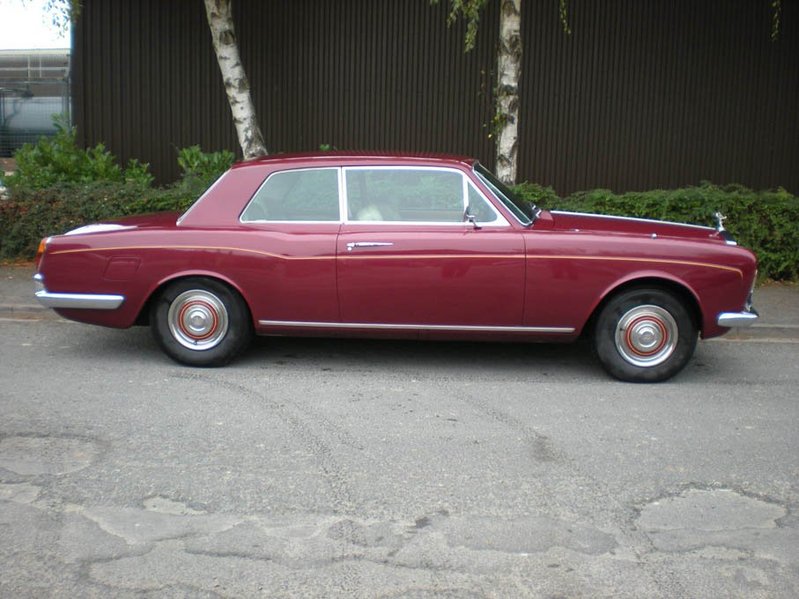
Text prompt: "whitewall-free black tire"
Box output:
[[594, 287, 697, 383], [151, 277, 253, 366]]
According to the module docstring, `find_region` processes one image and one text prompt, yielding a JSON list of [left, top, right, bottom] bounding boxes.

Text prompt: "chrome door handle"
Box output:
[[346, 242, 394, 252]]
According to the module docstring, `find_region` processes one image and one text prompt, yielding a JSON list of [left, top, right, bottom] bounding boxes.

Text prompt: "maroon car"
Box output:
[[33, 153, 758, 382]]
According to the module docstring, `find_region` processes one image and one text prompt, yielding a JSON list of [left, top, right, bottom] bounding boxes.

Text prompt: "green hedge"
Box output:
[[0, 126, 233, 261], [1, 177, 797, 281], [515, 182, 799, 281], [0, 182, 199, 259]]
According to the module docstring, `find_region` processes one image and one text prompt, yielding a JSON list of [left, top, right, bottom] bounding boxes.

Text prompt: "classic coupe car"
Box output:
[[33, 153, 758, 382]]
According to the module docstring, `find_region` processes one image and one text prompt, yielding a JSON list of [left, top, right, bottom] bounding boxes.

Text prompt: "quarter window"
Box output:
[[467, 183, 499, 223], [241, 168, 340, 222]]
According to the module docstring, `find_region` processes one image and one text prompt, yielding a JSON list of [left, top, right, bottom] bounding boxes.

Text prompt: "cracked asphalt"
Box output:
[[1, 270, 798, 596]]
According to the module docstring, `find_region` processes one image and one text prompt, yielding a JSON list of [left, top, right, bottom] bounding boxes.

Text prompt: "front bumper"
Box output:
[[717, 309, 759, 327], [33, 274, 125, 310]]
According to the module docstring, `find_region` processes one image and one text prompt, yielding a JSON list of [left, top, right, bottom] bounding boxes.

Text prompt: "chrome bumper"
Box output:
[[33, 274, 125, 310], [717, 310, 759, 327]]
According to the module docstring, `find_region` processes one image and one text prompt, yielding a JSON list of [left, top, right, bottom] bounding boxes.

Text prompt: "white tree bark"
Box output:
[[495, 0, 522, 184], [204, 0, 267, 159]]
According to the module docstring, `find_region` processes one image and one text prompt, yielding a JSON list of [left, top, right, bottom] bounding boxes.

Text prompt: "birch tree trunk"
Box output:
[[494, 0, 522, 184], [204, 0, 267, 159]]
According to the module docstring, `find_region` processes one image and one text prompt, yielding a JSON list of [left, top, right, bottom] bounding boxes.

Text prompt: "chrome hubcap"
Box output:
[[615, 305, 678, 367], [168, 290, 228, 351]]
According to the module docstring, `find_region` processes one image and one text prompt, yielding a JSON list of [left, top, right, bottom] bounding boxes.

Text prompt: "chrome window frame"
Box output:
[[341, 165, 509, 227], [239, 166, 343, 224], [473, 166, 533, 226]]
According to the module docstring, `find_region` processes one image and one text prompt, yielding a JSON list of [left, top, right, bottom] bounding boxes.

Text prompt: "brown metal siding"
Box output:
[[518, 0, 799, 193], [73, 0, 798, 194]]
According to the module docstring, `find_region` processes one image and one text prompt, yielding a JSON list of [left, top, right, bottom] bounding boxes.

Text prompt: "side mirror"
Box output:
[[465, 206, 482, 230]]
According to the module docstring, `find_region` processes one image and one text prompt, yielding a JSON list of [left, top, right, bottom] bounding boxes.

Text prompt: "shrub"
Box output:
[[512, 182, 560, 209], [0, 182, 203, 260], [513, 182, 799, 281], [1, 182, 143, 258], [176, 145, 235, 190], [0, 141, 234, 260], [3, 130, 796, 283], [4, 116, 154, 190]]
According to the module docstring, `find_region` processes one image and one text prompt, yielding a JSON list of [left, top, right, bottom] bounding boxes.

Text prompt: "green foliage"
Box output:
[[558, 0, 572, 35], [0, 182, 200, 260], [511, 181, 560, 208], [6, 121, 112, 188], [5, 116, 154, 190], [123, 158, 155, 187], [1, 182, 143, 258], [169, 146, 234, 209], [432, 0, 570, 52], [430, 0, 488, 51], [512, 181, 799, 281], [176, 145, 235, 190], [772, 0, 782, 41], [41, 0, 81, 36], [2, 126, 796, 282], [1, 139, 232, 260]]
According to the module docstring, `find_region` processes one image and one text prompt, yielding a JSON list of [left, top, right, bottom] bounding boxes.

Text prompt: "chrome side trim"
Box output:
[[258, 319, 575, 334], [34, 290, 125, 310], [550, 210, 716, 231], [717, 311, 759, 327]]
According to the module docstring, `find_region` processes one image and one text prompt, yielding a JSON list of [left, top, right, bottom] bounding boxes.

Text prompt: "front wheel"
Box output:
[[150, 278, 253, 366], [594, 288, 697, 383]]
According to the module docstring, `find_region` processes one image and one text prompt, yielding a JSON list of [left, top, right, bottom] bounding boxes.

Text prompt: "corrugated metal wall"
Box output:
[[519, 0, 799, 192], [73, 0, 798, 194]]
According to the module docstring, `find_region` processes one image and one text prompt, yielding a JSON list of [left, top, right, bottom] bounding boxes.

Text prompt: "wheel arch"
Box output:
[[134, 271, 254, 327], [582, 275, 703, 339]]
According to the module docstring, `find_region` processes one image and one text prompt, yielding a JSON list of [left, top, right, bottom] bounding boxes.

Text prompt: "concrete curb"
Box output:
[[0, 303, 48, 313]]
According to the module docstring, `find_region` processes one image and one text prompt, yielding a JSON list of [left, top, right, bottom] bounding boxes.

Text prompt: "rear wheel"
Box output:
[[151, 278, 253, 366], [594, 287, 697, 382]]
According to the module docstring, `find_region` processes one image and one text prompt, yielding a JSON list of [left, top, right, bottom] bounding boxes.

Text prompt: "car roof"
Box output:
[[231, 151, 478, 170]]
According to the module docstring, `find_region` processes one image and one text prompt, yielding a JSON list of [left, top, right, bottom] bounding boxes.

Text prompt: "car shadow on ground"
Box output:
[[53, 323, 740, 385], [57, 323, 605, 381], [245, 334, 600, 376]]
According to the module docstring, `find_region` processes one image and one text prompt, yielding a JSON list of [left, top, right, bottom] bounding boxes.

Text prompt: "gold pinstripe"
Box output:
[[51, 245, 333, 261], [525, 254, 743, 277], [50, 245, 742, 276]]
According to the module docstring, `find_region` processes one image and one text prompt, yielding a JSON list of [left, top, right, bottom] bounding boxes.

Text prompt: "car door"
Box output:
[[337, 166, 525, 328], [239, 166, 341, 323]]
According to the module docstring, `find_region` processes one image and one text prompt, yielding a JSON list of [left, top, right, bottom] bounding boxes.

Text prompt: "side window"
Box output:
[[241, 168, 340, 222], [346, 168, 464, 222], [467, 184, 499, 223]]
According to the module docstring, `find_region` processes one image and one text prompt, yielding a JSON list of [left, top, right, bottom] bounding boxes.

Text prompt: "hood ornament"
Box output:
[[713, 211, 727, 232]]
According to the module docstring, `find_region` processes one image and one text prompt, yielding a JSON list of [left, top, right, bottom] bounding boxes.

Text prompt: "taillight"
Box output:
[[35, 237, 50, 269]]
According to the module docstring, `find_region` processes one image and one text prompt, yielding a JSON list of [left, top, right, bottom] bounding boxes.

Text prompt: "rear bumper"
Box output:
[[717, 309, 759, 327], [33, 274, 125, 310]]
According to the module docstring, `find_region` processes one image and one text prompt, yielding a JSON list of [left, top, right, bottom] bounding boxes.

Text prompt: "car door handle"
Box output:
[[346, 242, 394, 252]]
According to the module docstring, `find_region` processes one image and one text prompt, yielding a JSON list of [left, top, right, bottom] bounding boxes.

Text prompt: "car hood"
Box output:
[[546, 210, 724, 242]]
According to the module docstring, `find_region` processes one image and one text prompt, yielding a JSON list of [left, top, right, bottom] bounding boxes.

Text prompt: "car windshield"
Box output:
[[474, 163, 536, 225]]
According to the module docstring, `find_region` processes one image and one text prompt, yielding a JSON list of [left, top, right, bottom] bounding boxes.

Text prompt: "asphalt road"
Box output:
[[1, 318, 798, 597]]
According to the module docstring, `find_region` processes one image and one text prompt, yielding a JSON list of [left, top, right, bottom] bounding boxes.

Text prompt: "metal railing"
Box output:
[[0, 50, 71, 158]]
